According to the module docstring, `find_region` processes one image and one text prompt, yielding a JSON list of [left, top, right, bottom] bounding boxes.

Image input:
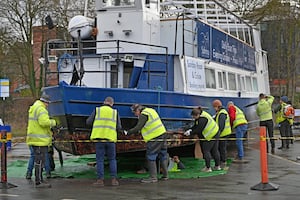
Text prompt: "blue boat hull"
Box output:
[[44, 82, 258, 155]]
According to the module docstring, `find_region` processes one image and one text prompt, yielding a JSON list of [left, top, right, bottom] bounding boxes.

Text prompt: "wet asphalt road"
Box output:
[[1, 131, 300, 200]]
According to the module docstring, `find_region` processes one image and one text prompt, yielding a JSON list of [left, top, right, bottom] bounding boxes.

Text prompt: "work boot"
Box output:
[[35, 182, 51, 188], [111, 178, 119, 186], [271, 148, 275, 154], [46, 172, 51, 179], [141, 161, 158, 183], [160, 159, 168, 181], [26, 171, 32, 179], [93, 179, 104, 186]]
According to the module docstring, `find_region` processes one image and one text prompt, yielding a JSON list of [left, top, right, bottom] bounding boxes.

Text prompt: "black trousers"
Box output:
[[32, 146, 48, 184], [279, 120, 291, 148], [200, 140, 220, 168], [260, 119, 275, 151], [218, 136, 228, 163]]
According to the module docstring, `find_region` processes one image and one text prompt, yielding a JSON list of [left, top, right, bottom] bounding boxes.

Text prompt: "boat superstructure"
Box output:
[[43, 0, 269, 155]]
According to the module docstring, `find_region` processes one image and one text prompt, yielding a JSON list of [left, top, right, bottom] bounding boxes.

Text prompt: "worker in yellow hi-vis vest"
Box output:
[[227, 101, 248, 163], [127, 104, 168, 183], [26, 93, 56, 188], [184, 107, 220, 172], [86, 97, 122, 187], [256, 93, 275, 154], [212, 99, 231, 169]]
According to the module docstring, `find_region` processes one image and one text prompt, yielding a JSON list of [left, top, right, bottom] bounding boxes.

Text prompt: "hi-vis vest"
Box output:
[[200, 111, 219, 141], [26, 100, 56, 146], [276, 102, 290, 124], [141, 108, 166, 142], [90, 105, 117, 142], [232, 106, 248, 128], [256, 96, 274, 121], [216, 109, 231, 137], [168, 159, 181, 172]]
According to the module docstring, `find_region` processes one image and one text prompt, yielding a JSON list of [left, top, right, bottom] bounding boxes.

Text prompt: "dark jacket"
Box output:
[[216, 108, 227, 134], [127, 111, 148, 135], [190, 115, 208, 139]]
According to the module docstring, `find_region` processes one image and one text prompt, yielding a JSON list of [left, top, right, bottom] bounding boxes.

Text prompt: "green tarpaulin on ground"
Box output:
[[7, 155, 230, 179]]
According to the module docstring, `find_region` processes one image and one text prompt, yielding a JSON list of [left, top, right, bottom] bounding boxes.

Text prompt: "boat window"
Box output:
[[111, 64, 118, 88], [223, 71, 227, 90], [240, 76, 245, 91], [123, 62, 133, 88], [217, 72, 223, 89], [205, 68, 216, 89], [262, 52, 268, 74], [217, 71, 227, 90], [228, 72, 236, 90], [237, 74, 241, 91], [246, 76, 252, 91], [103, 0, 135, 7], [252, 77, 258, 92]]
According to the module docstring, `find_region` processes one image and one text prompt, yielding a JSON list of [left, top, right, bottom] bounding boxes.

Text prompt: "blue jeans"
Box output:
[[235, 124, 248, 159], [27, 146, 51, 174], [95, 142, 117, 179], [146, 134, 168, 161]]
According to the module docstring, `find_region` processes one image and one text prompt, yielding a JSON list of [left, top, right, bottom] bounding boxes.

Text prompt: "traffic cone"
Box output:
[[251, 126, 279, 191]]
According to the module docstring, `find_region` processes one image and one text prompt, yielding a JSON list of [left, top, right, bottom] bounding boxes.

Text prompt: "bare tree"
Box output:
[[0, 0, 95, 98], [0, 0, 57, 97], [217, 0, 268, 16], [220, 0, 300, 104]]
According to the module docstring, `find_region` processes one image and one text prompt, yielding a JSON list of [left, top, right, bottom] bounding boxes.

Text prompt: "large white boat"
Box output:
[[43, 0, 270, 155]]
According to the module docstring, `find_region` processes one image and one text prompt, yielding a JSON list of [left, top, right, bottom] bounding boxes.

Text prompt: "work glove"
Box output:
[[184, 129, 192, 136], [123, 130, 128, 135]]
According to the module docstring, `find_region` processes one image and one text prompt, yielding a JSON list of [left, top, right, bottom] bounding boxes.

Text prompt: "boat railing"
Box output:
[[161, 0, 254, 47], [44, 39, 169, 88]]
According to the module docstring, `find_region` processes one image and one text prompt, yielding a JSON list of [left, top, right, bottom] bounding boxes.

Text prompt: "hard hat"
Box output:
[[212, 99, 222, 107]]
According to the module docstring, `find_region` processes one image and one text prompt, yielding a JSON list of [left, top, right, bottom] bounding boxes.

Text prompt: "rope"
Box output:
[[2, 135, 299, 144]]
